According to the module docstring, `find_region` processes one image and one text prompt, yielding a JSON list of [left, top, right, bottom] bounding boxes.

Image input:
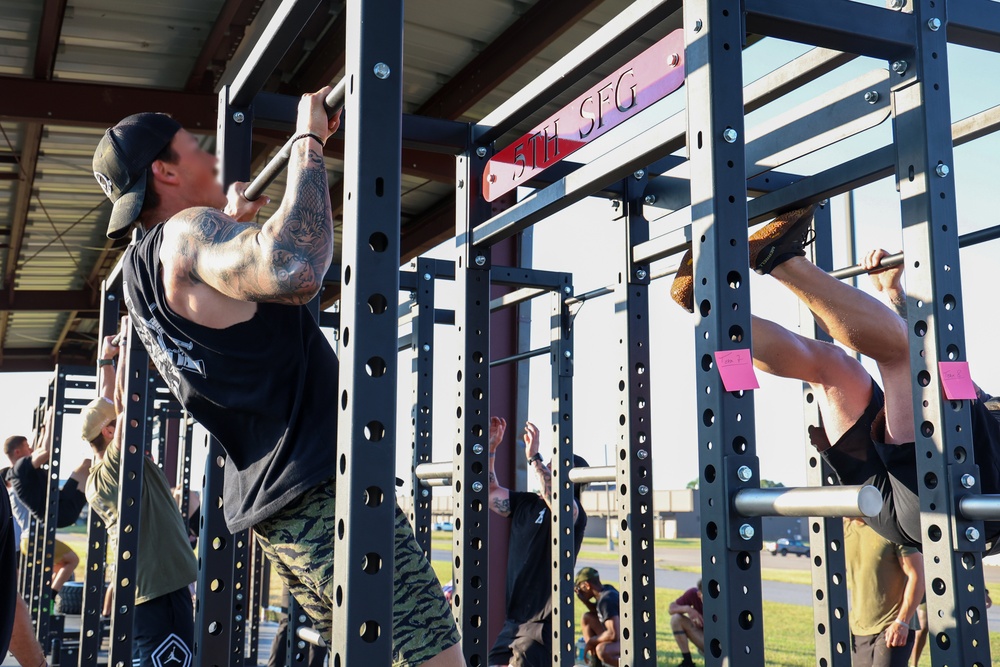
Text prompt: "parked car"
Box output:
[[765, 538, 809, 557], [433, 521, 454, 532]]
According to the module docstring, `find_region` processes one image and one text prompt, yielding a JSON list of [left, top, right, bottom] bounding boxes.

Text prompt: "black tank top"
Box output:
[[122, 223, 338, 532]]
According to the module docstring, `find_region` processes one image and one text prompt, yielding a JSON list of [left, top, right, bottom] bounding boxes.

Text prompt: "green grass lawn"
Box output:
[[428, 559, 1000, 667]]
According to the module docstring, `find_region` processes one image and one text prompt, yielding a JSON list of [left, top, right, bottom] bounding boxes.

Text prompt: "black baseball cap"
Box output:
[[93, 113, 182, 239]]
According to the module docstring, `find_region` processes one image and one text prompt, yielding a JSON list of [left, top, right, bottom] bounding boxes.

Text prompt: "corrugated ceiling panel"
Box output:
[[0, 121, 29, 284], [17, 125, 110, 292], [0, 0, 41, 77], [5, 311, 65, 349], [54, 0, 226, 87]]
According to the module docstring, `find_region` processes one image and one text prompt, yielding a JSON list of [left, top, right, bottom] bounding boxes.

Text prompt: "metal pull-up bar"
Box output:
[[957, 495, 1000, 521], [243, 77, 347, 202], [296, 626, 327, 649], [416, 462, 617, 486], [734, 485, 882, 518], [830, 220, 1000, 280]]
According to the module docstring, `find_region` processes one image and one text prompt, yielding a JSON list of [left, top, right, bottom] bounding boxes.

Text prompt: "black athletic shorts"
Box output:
[[132, 587, 194, 667], [488, 618, 550, 667], [822, 380, 1000, 554]]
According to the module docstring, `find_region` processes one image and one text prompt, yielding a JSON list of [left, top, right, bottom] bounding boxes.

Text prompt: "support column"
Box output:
[[453, 140, 493, 666], [799, 203, 852, 666], [893, 1, 990, 663], [332, 0, 404, 662], [107, 317, 151, 667], [549, 278, 575, 667], [684, 0, 764, 664], [409, 257, 437, 559], [615, 175, 657, 667]]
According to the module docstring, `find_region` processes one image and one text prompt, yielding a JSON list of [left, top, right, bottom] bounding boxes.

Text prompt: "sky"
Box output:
[[2, 23, 1000, 500]]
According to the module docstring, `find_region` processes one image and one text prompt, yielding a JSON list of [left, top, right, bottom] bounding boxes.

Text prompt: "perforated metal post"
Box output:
[[194, 439, 237, 664], [230, 530, 249, 666], [892, 1, 991, 663], [685, 1, 764, 664], [77, 507, 107, 667], [799, 204, 852, 666], [177, 414, 193, 526], [36, 370, 67, 647], [410, 257, 437, 559], [453, 140, 493, 666], [331, 0, 404, 662], [614, 177, 657, 667], [246, 540, 265, 663], [108, 317, 151, 667], [26, 385, 53, 635], [549, 277, 575, 667]]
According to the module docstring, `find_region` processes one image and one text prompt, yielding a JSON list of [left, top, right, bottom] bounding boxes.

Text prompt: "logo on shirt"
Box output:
[[535, 509, 546, 524], [124, 290, 206, 394], [150, 634, 192, 667]]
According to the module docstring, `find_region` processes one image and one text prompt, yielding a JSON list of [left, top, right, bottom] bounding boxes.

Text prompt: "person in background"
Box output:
[[668, 580, 704, 667], [574, 567, 620, 667]]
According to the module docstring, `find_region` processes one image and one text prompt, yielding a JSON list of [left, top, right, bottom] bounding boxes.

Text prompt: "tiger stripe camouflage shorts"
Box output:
[[253, 478, 460, 666]]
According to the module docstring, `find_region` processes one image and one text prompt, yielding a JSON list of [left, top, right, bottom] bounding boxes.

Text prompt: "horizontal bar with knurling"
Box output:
[[567, 465, 615, 484], [296, 626, 327, 648], [830, 221, 1000, 280], [734, 485, 882, 518], [958, 495, 1000, 521], [415, 462, 454, 481], [244, 77, 347, 202], [416, 462, 615, 484]]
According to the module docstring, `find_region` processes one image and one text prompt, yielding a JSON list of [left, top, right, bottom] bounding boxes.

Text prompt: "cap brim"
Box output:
[[106, 170, 147, 239]]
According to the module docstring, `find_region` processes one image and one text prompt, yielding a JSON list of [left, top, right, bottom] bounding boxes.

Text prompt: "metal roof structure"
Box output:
[[0, 0, 661, 371]]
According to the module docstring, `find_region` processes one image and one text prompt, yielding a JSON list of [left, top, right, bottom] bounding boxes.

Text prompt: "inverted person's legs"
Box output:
[[752, 316, 873, 444], [770, 257, 914, 445]]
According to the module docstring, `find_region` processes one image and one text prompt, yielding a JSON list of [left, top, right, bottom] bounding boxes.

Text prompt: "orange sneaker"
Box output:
[[748, 206, 816, 275], [670, 249, 694, 313]]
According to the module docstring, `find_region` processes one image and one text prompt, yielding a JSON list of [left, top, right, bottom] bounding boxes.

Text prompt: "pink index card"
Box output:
[[939, 361, 978, 400], [715, 349, 759, 392]]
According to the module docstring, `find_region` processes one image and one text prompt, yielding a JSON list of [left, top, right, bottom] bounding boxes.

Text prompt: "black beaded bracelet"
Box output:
[[291, 132, 325, 147]]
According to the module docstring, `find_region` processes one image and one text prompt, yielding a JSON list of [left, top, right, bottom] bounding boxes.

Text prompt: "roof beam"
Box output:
[[0, 290, 98, 312], [186, 0, 266, 92], [0, 77, 217, 131], [0, 349, 91, 373], [415, 0, 607, 120], [34, 0, 68, 80]]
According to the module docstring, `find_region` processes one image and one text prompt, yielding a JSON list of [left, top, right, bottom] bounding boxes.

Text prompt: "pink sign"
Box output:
[[482, 29, 686, 202], [715, 349, 760, 392], [939, 361, 978, 400]]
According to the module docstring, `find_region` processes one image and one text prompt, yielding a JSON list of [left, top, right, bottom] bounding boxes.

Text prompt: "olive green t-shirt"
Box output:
[[844, 520, 919, 636], [86, 434, 197, 605]]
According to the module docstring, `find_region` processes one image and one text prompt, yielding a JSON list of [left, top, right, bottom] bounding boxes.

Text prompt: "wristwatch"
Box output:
[[528, 452, 543, 464], [98, 358, 114, 367]]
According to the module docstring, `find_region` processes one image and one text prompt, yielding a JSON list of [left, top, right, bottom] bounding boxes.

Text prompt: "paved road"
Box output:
[[434, 544, 1000, 632]]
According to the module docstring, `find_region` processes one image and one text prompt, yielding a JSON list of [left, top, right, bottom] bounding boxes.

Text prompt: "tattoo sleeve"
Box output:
[[176, 140, 333, 304], [533, 460, 554, 510], [492, 496, 511, 515], [889, 294, 907, 320]]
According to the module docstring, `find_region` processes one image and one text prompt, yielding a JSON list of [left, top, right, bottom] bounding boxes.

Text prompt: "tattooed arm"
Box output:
[[524, 421, 579, 521], [487, 416, 511, 517], [162, 88, 340, 305]]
